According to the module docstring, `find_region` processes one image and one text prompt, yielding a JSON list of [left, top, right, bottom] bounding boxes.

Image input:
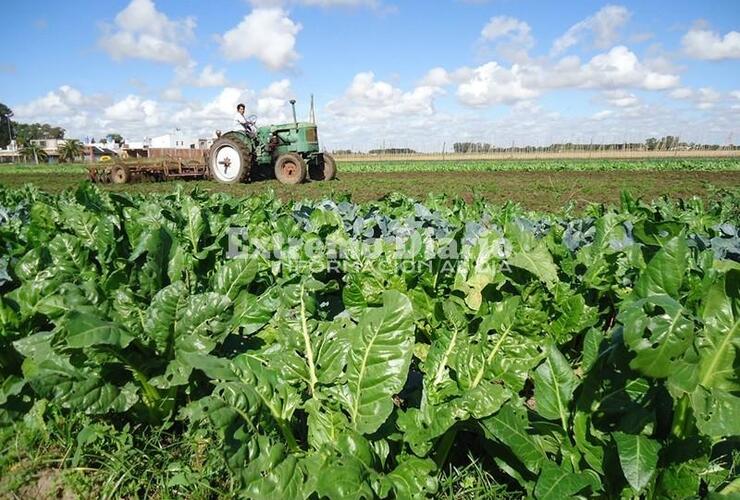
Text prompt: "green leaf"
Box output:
[[508, 242, 559, 284], [181, 196, 205, 254], [534, 461, 596, 500], [143, 281, 189, 353], [480, 401, 548, 473], [65, 311, 134, 349], [621, 294, 694, 378], [379, 457, 438, 499], [65, 379, 138, 414], [697, 274, 739, 391], [174, 292, 231, 340], [635, 236, 688, 298], [211, 256, 260, 301], [345, 290, 415, 434], [690, 386, 740, 437], [533, 345, 578, 428], [232, 288, 281, 335], [313, 453, 375, 500], [613, 431, 661, 493]]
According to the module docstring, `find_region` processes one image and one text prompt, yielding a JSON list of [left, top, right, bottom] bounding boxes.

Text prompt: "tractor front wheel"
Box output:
[[310, 153, 337, 181], [275, 153, 307, 185], [209, 137, 252, 184]]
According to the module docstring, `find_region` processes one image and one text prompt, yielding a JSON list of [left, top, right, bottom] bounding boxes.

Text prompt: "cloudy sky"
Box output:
[[2, 0, 739, 150]]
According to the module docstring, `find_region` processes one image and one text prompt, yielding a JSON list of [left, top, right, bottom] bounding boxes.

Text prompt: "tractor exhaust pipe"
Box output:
[[290, 99, 298, 128]]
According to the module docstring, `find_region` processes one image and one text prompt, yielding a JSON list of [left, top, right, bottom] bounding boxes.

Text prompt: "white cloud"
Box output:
[[261, 79, 293, 99], [326, 72, 443, 123], [162, 87, 184, 101], [696, 87, 721, 109], [195, 66, 228, 87], [250, 0, 379, 6], [219, 8, 301, 70], [175, 63, 229, 87], [453, 46, 678, 106], [457, 62, 538, 106], [419, 67, 473, 87], [682, 27, 740, 60], [480, 16, 533, 61], [98, 0, 195, 65], [667, 86, 731, 110], [15, 85, 84, 117], [481, 16, 532, 45], [104, 95, 161, 126], [552, 5, 630, 54], [603, 90, 639, 108], [257, 80, 295, 123], [419, 67, 452, 87], [580, 46, 678, 90], [592, 110, 613, 120], [669, 87, 693, 99]]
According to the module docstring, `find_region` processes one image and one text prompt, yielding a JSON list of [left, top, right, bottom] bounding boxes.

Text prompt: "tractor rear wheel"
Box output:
[[209, 137, 252, 184], [275, 153, 307, 185], [310, 153, 337, 181], [111, 164, 131, 184]]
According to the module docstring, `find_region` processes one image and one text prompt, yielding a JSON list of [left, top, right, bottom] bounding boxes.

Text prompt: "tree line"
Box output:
[[1, 102, 128, 163], [453, 137, 738, 153]]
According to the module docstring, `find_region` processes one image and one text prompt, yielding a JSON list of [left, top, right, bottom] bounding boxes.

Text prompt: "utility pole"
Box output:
[[309, 94, 316, 124]]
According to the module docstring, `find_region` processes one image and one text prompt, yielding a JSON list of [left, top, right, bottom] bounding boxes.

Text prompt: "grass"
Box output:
[[0, 407, 233, 499], [1, 408, 526, 499]]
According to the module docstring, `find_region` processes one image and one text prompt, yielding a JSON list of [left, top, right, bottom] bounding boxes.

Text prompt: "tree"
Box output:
[[645, 138, 658, 151], [20, 143, 49, 164], [59, 139, 83, 163], [0, 102, 13, 148], [14, 123, 65, 145], [107, 133, 124, 145]]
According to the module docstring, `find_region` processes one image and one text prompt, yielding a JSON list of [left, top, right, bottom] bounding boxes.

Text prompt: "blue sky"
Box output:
[[2, 0, 739, 150]]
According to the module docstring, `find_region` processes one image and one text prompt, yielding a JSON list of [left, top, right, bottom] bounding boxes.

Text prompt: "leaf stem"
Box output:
[[434, 427, 457, 469], [299, 283, 318, 396]]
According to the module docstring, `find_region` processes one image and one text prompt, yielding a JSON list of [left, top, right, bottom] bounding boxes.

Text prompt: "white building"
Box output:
[[150, 129, 191, 148]]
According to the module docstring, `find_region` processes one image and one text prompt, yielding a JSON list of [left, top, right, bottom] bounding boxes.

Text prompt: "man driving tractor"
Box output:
[[234, 103, 255, 137]]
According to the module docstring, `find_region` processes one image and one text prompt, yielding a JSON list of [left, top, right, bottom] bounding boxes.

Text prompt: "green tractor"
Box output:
[[208, 100, 336, 185]]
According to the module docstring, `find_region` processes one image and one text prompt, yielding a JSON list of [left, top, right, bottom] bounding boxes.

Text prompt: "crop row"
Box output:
[[0, 184, 738, 498], [338, 157, 740, 173]]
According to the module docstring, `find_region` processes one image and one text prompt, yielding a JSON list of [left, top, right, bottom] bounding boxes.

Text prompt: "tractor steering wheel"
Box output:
[[245, 114, 258, 138]]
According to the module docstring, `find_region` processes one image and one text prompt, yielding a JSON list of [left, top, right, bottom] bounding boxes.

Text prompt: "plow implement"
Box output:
[[88, 157, 209, 184]]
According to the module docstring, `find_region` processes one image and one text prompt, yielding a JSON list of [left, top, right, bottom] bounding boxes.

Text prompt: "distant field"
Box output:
[[334, 150, 740, 161], [337, 157, 740, 172], [2, 156, 739, 175], [1, 159, 739, 211]]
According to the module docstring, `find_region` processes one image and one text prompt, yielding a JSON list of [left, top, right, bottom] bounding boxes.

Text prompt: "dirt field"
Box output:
[[2, 169, 738, 211]]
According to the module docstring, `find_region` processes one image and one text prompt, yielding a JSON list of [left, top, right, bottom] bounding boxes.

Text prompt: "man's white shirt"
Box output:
[[235, 112, 247, 131]]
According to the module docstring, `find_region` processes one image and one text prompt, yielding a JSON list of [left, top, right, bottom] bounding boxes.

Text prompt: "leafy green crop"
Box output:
[[1, 183, 738, 498], [338, 157, 740, 173]]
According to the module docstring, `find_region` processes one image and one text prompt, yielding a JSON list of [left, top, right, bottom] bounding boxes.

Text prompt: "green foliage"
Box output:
[[59, 139, 83, 163], [19, 143, 49, 164], [0, 183, 738, 498], [339, 157, 740, 173], [14, 122, 65, 144]]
